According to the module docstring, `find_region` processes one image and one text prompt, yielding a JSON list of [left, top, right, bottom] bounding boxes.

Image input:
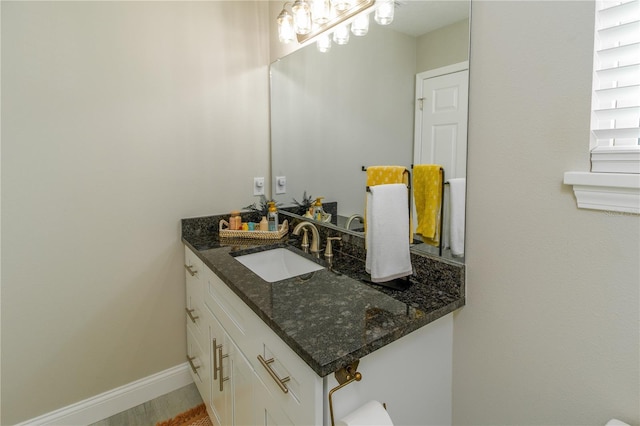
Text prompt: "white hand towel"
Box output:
[[365, 184, 412, 282], [447, 178, 466, 257]]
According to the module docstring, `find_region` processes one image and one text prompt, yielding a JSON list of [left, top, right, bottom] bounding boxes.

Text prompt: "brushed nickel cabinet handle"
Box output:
[[185, 308, 199, 323], [184, 264, 197, 276], [217, 345, 229, 392], [213, 338, 220, 380], [257, 355, 290, 394], [186, 355, 200, 375]]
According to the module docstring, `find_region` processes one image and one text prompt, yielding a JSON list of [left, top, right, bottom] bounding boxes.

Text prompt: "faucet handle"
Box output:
[[324, 237, 342, 258], [300, 228, 309, 253]]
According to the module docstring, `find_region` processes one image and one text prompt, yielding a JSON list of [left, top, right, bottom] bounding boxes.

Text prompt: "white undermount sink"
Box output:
[[234, 248, 324, 283]]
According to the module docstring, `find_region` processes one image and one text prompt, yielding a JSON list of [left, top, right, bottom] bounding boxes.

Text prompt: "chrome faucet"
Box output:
[[292, 221, 321, 254], [345, 214, 364, 231]]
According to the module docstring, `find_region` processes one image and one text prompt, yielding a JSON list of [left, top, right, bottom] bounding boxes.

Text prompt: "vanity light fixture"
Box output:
[[276, 0, 394, 52]]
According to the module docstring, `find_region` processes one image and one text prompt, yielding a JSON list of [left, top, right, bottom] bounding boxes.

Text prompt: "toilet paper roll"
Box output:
[[336, 400, 394, 426], [605, 420, 630, 426]]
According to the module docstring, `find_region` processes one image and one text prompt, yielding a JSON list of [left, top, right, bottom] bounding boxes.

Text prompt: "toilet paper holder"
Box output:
[[329, 361, 363, 426]]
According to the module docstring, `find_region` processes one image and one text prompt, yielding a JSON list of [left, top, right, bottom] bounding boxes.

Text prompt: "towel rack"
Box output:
[[363, 166, 412, 239], [364, 165, 446, 255]]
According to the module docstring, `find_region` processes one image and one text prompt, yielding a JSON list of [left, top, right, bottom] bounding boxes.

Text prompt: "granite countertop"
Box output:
[[182, 215, 464, 377]]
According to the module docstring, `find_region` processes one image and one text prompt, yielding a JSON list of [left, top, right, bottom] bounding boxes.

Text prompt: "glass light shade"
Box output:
[[311, 0, 332, 24], [333, 23, 350, 45], [331, 0, 354, 12], [351, 13, 369, 36], [277, 9, 296, 43], [317, 33, 332, 52], [292, 0, 312, 35], [374, 0, 394, 25]]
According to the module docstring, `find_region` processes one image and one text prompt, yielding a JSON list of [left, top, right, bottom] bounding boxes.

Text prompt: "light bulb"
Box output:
[[351, 13, 369, 36], [311, 0, 332, 24], [331, 0, 354, 12], [317, 33, 332, 52], [333, 23, 350, 45], [374, 0, 394, 25], [292, 0, 312, 35], [277, 9, 295, 43]]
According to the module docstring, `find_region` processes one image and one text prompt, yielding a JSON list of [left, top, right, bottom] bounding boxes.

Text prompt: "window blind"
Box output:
[[591, 0, 640, 173]]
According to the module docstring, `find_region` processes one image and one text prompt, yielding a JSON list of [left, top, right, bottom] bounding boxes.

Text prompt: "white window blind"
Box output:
[[590, 0, 640, 173]]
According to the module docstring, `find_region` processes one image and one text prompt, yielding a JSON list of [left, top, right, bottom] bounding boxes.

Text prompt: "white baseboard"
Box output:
[[16, 363, 193, 426]]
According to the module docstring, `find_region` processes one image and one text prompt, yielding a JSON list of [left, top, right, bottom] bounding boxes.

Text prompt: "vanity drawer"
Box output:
[[185, 247, 205, 339], [252, 318, 322, 426], [184, 247, 203, 282], [187, 321, 211, 404], [203, 268, 257, 352]]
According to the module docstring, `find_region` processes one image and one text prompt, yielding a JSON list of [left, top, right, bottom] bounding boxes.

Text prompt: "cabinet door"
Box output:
[[228, 338, 255, 426], [208, 314, 232, 426], [254, 375, 295, 426]]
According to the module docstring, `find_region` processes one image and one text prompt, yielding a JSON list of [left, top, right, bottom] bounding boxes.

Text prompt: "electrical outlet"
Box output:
[[275, 176, 286, 195], [253, 177, 265, 196]]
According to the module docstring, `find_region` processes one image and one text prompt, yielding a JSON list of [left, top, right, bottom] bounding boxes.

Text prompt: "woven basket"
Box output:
[[219, 219, 288, 240]]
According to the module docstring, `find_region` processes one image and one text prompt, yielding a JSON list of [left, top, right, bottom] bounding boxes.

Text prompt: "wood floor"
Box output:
[[89, 383, 203, 426]]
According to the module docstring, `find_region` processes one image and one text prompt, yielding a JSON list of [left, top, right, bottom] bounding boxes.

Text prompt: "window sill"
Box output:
[[564, 172, 640, 214]]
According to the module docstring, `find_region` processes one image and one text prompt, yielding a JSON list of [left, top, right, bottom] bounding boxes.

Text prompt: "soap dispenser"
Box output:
[[311, 197, 325, 221], [267, 201, 279, 231]]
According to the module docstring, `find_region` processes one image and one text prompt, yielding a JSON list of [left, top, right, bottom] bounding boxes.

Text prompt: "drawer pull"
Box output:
[[257, 355, 290, 394], [185, 308, 199, 323], [217, 345, 229, 392], [186, 355, 200, 375], [184, 264, 197, 276], [213, 338, 220, 380]]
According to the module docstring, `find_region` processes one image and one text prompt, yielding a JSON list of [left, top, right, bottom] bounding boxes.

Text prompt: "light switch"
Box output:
[[254, 177, 265, 196], [275, 176, 286, 195]]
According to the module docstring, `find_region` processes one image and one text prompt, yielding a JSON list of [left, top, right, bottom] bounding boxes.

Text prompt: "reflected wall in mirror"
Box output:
[[270, 0, 470, 263]]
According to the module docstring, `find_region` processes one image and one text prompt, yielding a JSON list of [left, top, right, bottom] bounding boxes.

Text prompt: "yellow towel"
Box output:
[[366, 166, 408, 186], [365, 166, 413, 242], [413, 165, 443, 246]]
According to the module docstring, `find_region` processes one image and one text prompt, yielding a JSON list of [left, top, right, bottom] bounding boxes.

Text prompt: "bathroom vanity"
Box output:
[[182, 212, 465, 425]]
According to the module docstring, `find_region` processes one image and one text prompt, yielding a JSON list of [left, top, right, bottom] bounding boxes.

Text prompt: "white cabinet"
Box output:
[[184, 249, 211, 406], [185, 246, 321, 425], [185, 245, 453, 426]]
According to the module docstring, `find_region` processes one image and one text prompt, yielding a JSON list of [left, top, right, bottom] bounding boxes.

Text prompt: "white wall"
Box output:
[[455, 1, 640, 424], [0, 2, 270, 424], [416, 18, 469, 74]]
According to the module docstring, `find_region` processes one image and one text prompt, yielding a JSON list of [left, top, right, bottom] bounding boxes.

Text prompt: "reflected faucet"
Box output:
[[345, 214, 364, 231], [292, 221, 321, 254]]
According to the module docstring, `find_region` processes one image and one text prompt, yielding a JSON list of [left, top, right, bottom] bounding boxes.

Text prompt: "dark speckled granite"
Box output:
[[181, 210, 465, 377]]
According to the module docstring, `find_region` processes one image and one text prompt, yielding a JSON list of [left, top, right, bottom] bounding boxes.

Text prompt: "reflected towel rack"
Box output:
[[415, 165, 445, 256]]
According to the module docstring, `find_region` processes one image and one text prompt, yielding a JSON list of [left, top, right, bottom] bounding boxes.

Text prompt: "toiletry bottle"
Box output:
[[230, 210, 241, 230], [259, 216, 268, 231], [312, 197, 325, 221], [267, 202, 279, 231]]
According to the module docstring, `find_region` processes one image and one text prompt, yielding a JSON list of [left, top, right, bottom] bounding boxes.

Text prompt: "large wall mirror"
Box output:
[[270, 0, 470, 263]]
